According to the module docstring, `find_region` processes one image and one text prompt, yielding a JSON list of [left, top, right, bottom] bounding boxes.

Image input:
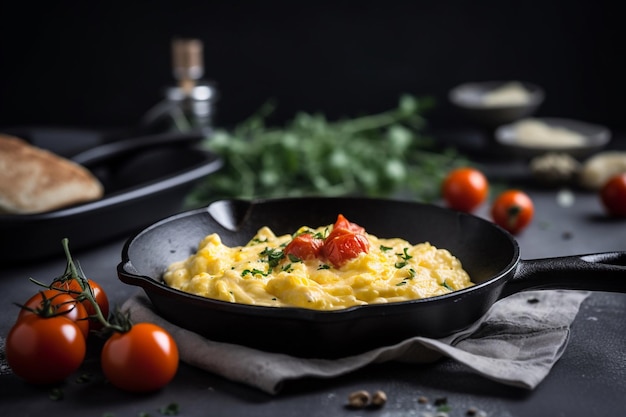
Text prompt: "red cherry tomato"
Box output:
[[323, 232, 370, 268], [442, 167, 489, 212], [325, 223, 355, 243], [321, 215, 370, 268], [491, 189, 534, 234], [101, 323, 179, 393], [52, 278, 110, 330], [18, 289, 90, 339], [332, 214, 366, 234], [6, 314, 86, 385], [325, 214, 367, 243], [284, 233, 324, 260], [600, 173, 626, 217]]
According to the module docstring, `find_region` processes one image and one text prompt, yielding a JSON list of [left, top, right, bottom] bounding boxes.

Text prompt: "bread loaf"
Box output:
[[0, 134, 104, 214]]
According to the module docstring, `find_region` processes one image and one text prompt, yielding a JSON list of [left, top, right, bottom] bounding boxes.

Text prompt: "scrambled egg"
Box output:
[[163, 224, 474, 310]]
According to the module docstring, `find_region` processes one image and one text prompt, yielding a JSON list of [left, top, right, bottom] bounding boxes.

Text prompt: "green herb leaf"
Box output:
[[397, 248, 413, 261], [242, 269, 268, 277], [287, 254, 302, 263], [247, 237, 267, 246], [259, 247, 284, 268], [159, 403, 180, 416], [185, 95, 468, 206], [49, 387, 63, 401]]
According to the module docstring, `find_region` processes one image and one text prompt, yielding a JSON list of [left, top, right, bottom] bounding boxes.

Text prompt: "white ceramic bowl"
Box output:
[[449, 81, 545, 127], [494, 117, 611, 158]]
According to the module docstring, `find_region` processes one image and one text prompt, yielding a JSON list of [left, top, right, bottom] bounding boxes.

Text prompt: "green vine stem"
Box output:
[[56, 238, 128, 333]]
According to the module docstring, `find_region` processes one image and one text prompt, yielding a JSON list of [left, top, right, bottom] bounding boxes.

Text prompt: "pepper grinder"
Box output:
[[141, 38, 218, 135]]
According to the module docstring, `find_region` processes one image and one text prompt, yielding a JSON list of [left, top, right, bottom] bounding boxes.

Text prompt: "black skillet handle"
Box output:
[[501, 251, 626, 297], [70, 132, 203, 166]]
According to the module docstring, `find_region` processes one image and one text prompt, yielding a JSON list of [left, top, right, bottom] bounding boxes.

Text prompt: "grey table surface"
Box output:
[[1, 146, 626, 416]]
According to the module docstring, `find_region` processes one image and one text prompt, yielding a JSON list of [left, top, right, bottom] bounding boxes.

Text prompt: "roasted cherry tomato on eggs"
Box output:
[[320, 214, 370, 268], [491, 189, 534, 234], [323, 231, 370, 268], [284, 233, 324, 261], [332, 213, 366, 234], [101, 322, 179, 393], [6, 314, 86, 385], [600, 173, 626, 217], [442, 167, 489, 212], [283, 214, 370, 268], [18, 289, 90, 339]]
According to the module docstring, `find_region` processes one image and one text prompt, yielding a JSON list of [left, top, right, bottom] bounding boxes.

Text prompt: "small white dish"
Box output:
[[449, 81, 545, 127], [495, 117, 611, 158]]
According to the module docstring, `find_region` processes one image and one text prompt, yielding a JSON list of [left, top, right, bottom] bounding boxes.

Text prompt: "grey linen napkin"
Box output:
[[121, 289, 589, 395]]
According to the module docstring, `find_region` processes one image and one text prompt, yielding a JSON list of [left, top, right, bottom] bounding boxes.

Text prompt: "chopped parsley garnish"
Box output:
[[247, 237, 267, 246], [318, 264, 331, 270], [398, 247, 412, 260], [394, 248, 413, 269], [315, 228, 330, 239], [292, 228, 314, 237], [287, 253, 302, 263], [242, 268, 268, 277], [259, 247, 284, 268], [380, 245, 393, 252], [397, 269, 416, 286]]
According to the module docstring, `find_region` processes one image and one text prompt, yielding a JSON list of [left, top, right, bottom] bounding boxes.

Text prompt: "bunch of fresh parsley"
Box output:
[[185, 94, 466, 207]]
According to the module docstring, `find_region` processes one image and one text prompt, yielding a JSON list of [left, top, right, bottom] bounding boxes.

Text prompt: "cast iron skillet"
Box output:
[[117, 197, 626, 358], [0, 131, 222, 264]]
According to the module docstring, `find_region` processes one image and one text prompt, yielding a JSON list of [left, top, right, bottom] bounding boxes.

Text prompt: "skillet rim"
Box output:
[[117, 196, 522, 320]]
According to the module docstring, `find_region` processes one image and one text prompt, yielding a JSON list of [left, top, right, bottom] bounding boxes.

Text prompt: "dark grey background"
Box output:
[[0, 0, 623, 131]]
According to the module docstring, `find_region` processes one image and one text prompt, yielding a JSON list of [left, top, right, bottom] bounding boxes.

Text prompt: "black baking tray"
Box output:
[[0, 128, 223, 264]]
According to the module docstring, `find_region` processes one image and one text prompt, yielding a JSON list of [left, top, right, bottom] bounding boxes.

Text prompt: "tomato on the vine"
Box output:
[[52, 278, 110, 330], [491, 189, 534, 234], [6, 314, 86, 385], [442, 167, 489, 212], [18, 289, 90, 339], [101, 322, 179, 393], [600, 173, 626, 217]]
